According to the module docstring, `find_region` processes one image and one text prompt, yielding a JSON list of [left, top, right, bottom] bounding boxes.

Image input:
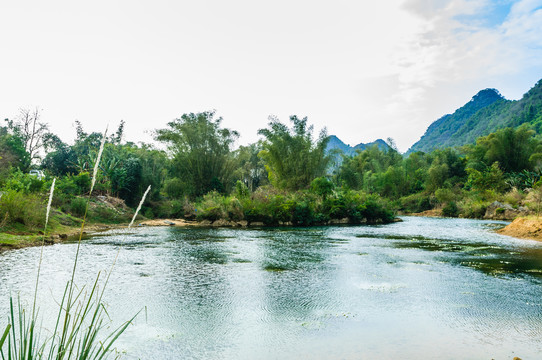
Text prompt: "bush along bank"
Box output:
[[189, 185, 396, 227]]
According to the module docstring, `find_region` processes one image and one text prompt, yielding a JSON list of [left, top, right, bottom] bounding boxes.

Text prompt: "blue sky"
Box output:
[[1, 0, 541, 152]]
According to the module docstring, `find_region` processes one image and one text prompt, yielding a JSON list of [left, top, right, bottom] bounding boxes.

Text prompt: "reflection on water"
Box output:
[[1, 217, 542, 359]]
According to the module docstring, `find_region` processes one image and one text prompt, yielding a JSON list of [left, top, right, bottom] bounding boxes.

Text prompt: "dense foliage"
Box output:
[[156, 111, 239, 197], [409, 79, 542, 153], [258, 115, 330, 190], [5, 83, 542, 235]]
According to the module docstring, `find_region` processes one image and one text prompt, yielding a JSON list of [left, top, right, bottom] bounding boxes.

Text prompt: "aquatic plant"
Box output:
[[0, 128, 134, 359]]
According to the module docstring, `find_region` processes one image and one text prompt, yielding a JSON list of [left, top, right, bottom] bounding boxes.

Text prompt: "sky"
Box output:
[[1, 0, 542, 153]]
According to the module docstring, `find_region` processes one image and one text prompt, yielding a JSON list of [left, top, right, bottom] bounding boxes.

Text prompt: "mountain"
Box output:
[[408, 79, 542, 153], [326, 135, 388, 156]]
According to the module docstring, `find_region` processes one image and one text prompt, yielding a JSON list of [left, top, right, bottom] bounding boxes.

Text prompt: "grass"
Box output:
[[0, 233, 43, 247], [1, 130, 137, 359]]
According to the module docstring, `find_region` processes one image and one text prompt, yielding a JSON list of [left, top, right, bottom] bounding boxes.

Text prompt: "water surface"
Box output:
[[1, 217, 542, 359]]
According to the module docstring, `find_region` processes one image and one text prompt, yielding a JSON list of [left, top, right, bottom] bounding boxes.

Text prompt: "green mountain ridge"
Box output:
[[326, 135, 388, 156], [408, 78, 542, 153]]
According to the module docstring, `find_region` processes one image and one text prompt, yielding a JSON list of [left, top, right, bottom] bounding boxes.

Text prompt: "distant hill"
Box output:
[[408, 79, 542, 153], [326, 135, 388, 156]]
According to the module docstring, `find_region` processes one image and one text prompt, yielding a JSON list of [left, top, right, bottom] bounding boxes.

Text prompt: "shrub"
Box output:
[[358, 195, 395, 223], [503, 188, 524, 207], [0, 190, 46, 230], [398, 193, 433, 213], [324, 196, 348, 219], [55, 176, 78, 196], [143, 207, 155, 219], [164, 177, 185, 199], [310, 177, 334, 200], [196, 191, 227, 221], [442, 201, 459, 217], [291, 201, 315, 226], [235, 180, 250, 198], [70, 197, 87, 217], [73, 172, 91, 194], [3, 170, 44, 194], [226, 197, 244, 221], [458, 199, 488, 218], [435, 188, 456, 204]]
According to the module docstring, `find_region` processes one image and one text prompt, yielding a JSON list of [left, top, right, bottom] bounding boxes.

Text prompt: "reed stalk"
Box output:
[[128, 185, 151, 228], [1, 128, 135, 359]]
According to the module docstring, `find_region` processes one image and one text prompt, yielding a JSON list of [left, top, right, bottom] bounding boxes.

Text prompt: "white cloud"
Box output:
[[0, 0, 541, 153], [365, 0, 542, 151]]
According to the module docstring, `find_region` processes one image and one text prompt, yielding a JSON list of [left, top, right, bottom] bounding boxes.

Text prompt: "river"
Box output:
[[1, 217, 542, 359]]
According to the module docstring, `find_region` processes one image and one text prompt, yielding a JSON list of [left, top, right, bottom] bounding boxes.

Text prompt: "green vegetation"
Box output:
[[333, 124, 542, 219], [4, 81, 542, 356], [0, 112, 395, 240], [2, 137, 133, 358], [258, 115, 330, 190], [409, 79, 542, 153], [5, 79, 542, 242]]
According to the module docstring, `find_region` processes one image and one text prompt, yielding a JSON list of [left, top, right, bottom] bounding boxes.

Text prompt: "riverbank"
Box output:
[[1, 215, 403, 253], [8, 212, 537, 254], [497, 216, 542, 241], [0, 223, 116, 253]]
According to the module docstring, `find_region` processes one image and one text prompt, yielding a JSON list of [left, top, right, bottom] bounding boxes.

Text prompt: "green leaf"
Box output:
[[0, 324, 10, 348]]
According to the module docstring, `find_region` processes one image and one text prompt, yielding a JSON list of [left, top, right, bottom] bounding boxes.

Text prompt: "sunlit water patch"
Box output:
[[1, 217, 542, 359]]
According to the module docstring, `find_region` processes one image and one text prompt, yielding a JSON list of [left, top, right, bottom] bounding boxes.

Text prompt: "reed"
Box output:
[[0, 128, 135, 359], [128, 185, 151, 228]]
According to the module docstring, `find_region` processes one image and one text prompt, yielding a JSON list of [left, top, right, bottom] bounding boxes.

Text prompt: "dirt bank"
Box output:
[[138, 219, 200, 227], [0, 224, 117, 253], [497, 217, 542, 241]]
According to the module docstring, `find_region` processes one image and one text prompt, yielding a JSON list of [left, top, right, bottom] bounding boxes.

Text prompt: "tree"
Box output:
[[155, 111, 239, 197], [310, 177, 334, 200], [335, 143, 403, 193], [0, 124, 30, 177], [466, 162, 506, 193], [41, 134, 77, 176], [232, 142, 268, 192], [7, 107, 50, 163], [258, 115, 330, 190], [466, 125, 542, 173]]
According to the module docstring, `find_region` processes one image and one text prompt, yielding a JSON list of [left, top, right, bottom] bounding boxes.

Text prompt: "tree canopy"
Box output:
[[155, 111, 239, 197], [258, 115, 330, 190]]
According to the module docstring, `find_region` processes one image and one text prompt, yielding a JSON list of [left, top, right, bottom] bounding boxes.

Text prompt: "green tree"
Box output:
[[466, 162, 506, 192], [156, 111, 239, 197], [466, 125, 542, 173], [258, 115, 330, 190], [335, 143, 403, 194], [232, 142, 268, 192], [41, 134, 77, 176], [403, 151, 430, 193], [0, 123, 30, 177], [310, 177, 334, 200]]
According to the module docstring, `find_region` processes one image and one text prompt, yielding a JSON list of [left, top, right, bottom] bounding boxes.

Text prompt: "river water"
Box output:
[[1, 217, 542, 359]]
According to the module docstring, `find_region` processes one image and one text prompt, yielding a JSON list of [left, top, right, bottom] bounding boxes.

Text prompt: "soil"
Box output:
[[407, 209, 443, 217], [137, 219, 200, 227], [497, 217, 542, 241]]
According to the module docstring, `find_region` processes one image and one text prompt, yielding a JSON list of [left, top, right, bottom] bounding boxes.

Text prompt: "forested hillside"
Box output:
[[409, 79, 542, 153], [326, 136, 388, 156]]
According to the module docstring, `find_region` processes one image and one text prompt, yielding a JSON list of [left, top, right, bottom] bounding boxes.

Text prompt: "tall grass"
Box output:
[[0, 128, 136, 359], [128, 185, 151, 228]]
